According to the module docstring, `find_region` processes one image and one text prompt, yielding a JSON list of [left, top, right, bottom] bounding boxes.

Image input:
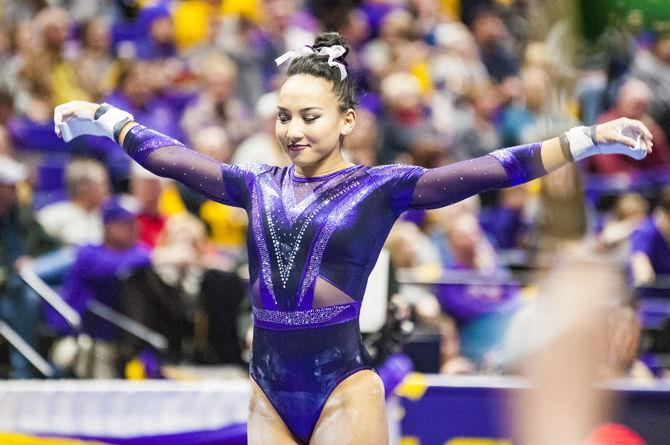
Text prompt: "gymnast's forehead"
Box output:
[[277, 74, 340, 111]]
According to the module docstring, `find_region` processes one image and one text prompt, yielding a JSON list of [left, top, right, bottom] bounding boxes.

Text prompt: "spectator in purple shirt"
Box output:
[[479, 185, 531, 250], [630, 187, 670, 298], [433, 212, 520, 368], [54, 198, 150, 377]]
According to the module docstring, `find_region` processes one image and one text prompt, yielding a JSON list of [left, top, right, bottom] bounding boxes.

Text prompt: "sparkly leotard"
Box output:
[[123, 125, 546, 443]]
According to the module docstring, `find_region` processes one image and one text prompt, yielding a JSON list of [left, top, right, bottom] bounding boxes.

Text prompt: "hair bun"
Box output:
[[313, 32, 350, 64]]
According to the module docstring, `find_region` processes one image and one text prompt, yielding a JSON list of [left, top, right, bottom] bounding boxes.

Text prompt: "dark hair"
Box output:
[[286, 32, 357, 111]]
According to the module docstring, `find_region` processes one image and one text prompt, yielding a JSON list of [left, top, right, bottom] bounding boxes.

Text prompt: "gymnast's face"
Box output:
[[276, 74, 355, 175]]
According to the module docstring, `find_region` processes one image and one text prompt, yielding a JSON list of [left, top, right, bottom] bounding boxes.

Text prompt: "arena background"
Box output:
[[1, 0, 670, 443]]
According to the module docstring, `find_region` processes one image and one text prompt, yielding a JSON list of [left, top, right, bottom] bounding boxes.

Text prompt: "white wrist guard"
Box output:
[[564, 125, 599, 161], [95, 103, 134, 142], [58, 103, 133, 143]]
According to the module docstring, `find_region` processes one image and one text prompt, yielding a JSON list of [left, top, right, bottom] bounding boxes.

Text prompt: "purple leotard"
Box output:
[[123, 125, 545, 443]]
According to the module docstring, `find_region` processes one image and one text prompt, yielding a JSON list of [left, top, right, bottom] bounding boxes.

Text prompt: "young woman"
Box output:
[[54, 32, 652, 445]]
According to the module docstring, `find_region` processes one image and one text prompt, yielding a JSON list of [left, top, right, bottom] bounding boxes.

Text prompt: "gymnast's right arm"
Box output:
[[54, 101, 251, 208]]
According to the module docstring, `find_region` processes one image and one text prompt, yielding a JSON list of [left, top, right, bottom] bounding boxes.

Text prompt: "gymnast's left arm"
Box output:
[[409, 117, 654, 210]]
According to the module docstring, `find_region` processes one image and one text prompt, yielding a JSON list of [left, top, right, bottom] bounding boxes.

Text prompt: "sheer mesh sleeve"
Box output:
[[123, 125, 262, 208], [410, 143, 546, 210]]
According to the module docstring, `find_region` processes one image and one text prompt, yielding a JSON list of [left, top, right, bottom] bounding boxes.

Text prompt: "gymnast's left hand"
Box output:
[[53, 101, 100, 137], [595, 117, 653, 160], [54, 101, 133, 143]]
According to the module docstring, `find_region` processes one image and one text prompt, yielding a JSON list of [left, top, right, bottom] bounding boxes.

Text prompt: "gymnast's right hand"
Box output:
[[54, 101, 134, 143]]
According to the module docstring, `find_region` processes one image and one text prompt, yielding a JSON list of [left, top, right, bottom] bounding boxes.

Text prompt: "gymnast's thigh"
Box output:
[[310, 369, 388, 445], [248, 377, 298, 445]]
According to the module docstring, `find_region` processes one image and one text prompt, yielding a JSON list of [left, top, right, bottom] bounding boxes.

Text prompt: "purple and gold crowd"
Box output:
[[1, 0, 670, 381]]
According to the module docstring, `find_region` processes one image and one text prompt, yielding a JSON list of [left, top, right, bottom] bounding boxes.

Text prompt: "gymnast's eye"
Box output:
[[303, 115, 320, 123], [277, 112, 290, 123]]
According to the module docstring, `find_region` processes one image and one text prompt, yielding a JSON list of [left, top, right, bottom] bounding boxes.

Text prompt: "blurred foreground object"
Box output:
[[513, 246, 633, 444]]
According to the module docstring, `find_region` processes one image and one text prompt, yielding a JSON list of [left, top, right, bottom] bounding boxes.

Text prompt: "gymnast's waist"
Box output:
[[252, 301, 361, 331]]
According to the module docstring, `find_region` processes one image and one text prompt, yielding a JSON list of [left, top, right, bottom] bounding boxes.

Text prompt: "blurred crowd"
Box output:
[[1, 0, 670, 381]]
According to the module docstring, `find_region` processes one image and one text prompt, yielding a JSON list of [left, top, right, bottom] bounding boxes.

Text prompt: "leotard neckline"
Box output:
[[289, 164, 360, 183]]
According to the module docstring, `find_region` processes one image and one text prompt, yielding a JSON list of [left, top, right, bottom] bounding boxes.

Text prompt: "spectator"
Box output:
[[150, 213, 247, 365], [104, 60, 187, 142], [589, 78, 670, 175], [633, 31, 670, 139], [630, 187, 670, 297], [3, 20, 40, 101], [127, 162, 166, 249], [596, 192, 648, 257], [361, 8, 427, 87], [431, 21, 488, 100], [29, 7, 91, 105], [378, 72, 433, 164], [432, 212, 520, 368], [600, 303, 654, 381], [499, 66, 551, 147], [75, 17, 116, 101], [480, 185, 532, 251], [0, 155, 60, 378], [254, 0, 318, 85], [54, 199, 151, 378], [37, 158, 109, 246], [437, 314, 475, 375], [450, 82, 502, 161], [430, 21, 488, 137], [181, 52, 252, 145], [470, 7, 520, 93], [134, 5, 177, 61]]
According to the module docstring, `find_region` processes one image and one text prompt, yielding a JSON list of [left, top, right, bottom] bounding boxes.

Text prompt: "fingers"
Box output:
[[634, 122, 653, 153], [54, 102, 79, 124], [623, 118, 653, 146], [53, 107, 63, 137], [53, 101, 98, 138], [610, 132, 638, 147], [635, 135, 652, 154], [634, 120, 653, 141]]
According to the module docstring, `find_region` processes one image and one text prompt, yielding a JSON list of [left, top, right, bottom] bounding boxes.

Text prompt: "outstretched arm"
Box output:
[[410, 119, 653, 210], [54, 101, 253, 208]]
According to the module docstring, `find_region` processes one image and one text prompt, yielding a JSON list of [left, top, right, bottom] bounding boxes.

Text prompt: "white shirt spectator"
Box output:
[[37, 201, 103, 245]]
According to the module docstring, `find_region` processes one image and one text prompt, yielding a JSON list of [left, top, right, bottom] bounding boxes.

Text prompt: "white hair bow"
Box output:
[[275, 45, 348, 80]]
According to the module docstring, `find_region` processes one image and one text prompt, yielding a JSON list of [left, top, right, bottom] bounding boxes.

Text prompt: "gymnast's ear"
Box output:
[[340, 108, 356, 136]]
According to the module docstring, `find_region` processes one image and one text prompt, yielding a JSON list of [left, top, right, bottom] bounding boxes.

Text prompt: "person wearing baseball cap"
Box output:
[[56, 197, 150, 377]]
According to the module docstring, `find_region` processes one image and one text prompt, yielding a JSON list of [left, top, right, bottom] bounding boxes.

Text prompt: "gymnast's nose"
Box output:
[[286, 119, 305, 143]]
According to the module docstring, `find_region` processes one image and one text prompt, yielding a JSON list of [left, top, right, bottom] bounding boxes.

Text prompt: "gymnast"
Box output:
[[54, 32, 652, 445]]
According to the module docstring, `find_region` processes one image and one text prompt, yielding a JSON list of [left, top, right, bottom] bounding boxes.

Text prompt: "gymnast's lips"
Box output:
[[288, 144, 309, 152]]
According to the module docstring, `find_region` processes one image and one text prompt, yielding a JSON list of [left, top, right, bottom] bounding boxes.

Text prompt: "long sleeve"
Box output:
[[367, 143, 546, 215], [409, 143, 546, 210], [122, 125, 266, 209]]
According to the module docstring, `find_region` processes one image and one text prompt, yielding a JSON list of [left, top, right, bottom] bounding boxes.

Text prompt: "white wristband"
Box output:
[[95, 103, 134, 141], [566, 126, 599, 161]]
